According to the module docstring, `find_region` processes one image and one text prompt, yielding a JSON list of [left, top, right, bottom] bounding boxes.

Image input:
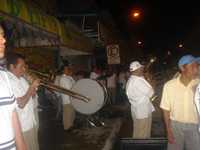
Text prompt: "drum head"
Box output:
[[71, 79, 105, 115]]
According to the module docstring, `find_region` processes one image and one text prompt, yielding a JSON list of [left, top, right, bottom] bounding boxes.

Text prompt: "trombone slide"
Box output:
[[40, 81, 90, 103]]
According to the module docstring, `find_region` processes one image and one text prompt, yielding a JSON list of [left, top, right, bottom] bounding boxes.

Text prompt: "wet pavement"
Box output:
[[37, 99, 166, 150], [38, 102, 125, 150]]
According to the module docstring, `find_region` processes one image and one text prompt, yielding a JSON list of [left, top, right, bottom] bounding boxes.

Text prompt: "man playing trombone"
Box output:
[[6, 53, 40, 150]]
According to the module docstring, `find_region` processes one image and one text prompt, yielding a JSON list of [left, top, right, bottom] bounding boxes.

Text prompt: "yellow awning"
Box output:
[[0, 0, 60, 35], [0, 0, 94, 53]]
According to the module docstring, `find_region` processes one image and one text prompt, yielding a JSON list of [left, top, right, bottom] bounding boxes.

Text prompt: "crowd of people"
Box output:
[[2, 21, 200, 150]]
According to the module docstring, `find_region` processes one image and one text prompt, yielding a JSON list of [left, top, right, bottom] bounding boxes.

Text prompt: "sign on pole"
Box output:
[[106, 44, 120, 64]]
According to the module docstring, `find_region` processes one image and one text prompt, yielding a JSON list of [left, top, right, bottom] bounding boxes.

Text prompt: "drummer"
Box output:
[[55, 60, 76, 130]]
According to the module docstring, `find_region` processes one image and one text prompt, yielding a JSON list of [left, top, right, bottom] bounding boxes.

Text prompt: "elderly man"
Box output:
[[160, 55, 200, 150], [0, 24, 26, 150], [126, 61, 155, 138]]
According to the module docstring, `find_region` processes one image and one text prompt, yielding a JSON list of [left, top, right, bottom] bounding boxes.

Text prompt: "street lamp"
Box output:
[[178, 44, 183, 48], [137, 41, 142, 45], [133, 12, 140, 18], [131, 10, 141, 19]]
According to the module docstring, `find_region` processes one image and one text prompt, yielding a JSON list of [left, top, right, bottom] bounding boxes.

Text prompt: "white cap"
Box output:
[[129, 61, 143, 72]]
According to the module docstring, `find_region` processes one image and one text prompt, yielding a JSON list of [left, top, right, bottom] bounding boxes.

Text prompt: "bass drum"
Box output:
[[71, 78, 108, 115]]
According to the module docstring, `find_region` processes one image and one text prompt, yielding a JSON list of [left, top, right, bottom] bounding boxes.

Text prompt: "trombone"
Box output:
[[25, 69, 90, 103]]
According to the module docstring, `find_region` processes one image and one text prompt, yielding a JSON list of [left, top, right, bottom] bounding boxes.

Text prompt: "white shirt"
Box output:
[[8, 72, 38, 132], [194, 83, 200, 131], [195, 83, 200, 115], [0, 69, 16, 150], [54, 75, 62, 96], [58, 74, 75, 105], [126, 75, 155, 119]]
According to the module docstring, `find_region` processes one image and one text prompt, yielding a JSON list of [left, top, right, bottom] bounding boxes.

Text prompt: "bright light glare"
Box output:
[[178, 44, 183, 48], [133, 12, 139, 17], [131, 10, 141, 19]]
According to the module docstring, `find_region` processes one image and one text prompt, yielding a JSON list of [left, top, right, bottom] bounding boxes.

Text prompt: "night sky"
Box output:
[[96, 1, 199, 45], [58, 0, 200, 56]]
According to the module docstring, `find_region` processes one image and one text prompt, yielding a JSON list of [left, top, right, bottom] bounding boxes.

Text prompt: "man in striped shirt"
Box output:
[[0, 24, 26, 150]]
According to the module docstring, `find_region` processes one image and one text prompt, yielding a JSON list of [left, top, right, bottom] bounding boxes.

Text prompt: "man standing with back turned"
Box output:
[[160, 55, 200, 150], [126, 61, 155, 138]]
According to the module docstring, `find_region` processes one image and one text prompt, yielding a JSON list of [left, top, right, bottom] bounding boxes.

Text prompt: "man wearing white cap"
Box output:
[[160, 55, 200, 150], [126, 61, 155, 138]]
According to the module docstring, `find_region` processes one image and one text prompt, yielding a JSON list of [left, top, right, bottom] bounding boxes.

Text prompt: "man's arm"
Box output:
[[17, 79, 39, 108], [160, 83, 175, 144], [17, 86, 36, 108], [162, 109, 175, 144], [12, 110, 27, 150], [137, 78, 154, 98]]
